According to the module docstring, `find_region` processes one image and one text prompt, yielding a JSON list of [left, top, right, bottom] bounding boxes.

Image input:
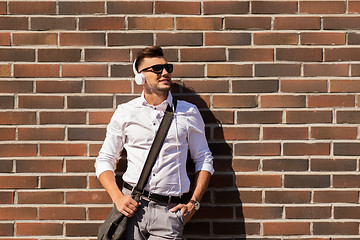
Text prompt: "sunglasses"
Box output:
[[139, 63, 173, 74]]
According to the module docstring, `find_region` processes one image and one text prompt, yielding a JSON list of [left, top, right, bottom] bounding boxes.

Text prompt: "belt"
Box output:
[[123, 182, 188, 204]]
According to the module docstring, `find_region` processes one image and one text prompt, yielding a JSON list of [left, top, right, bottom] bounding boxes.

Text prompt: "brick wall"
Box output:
[[1, 0, 360, 239]]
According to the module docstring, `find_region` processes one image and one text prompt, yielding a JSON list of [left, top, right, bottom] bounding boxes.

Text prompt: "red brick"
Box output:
[[0, 1, 6, 14], [85, 80, 131, 93], [213, 95, 257, 108], [0, 207, 37, 220], [0, 112, 36, 125], [263, 222, 310, 235], [176, 17, 222, 30], [255, 64, 301, 77], [79, 17, 125, 30], [284, 143, 330, 156], [107, 1, 152, 14], [233, 80, 278, 93], [352, 63, 360, 76], [204, 1, 249, 14], [171, 64, 205, 78], [308, 95, 354, 108], [129, 17, 174, 30], [68, 127, 105, 141], [261, 95, 306, 108], [205, 32, 251, 46], [40, 143, 87, 156], [237, 111, 283, 124], [311, 158, 357, 172], [0, 160, 12, 173], [89, 111, 113, 124], [0, 33, 10, 45], [9, 1, 56, 14], [0, 192, 13, 204], [0, 223, 13, 236], [19, 95, 64, 109], [235, 143, 281, 156], [281, 79, 327, 93], [40, 111, 86, 124], [13, 33, 57, 46], [110, 64, 132, 77], [41, 176, 86, 189], [66, 159, 95, 172], [0, 96, 14, 109], [17, 223, 63, 236], [274, 17, 321, 30], [0, 64, 11, 77], [349, 1, 360, 13], [59, 1, 104, 14], [231, 159, 260, 172], [85, 49, 129, 62], [180, 48, 226, 62], [66, 191, 111, 204], [334, 174, 360, 187], [156, 33, 203, 46], [0, 128, 15, 140], [229, 48, 273, 62], [67, 96, 113, 109], [182, 80, 229, 93], [236, 174, 282, 188], [334, 143, 360, 156], [207, 64, 252, 77], [215, 127, 259, 141], [300, 1, 345, 14], [39, 207, 86, 220], [265, 190, 311, 204], [286, 110, 332, 124], [36, 80, 81, 93], [263, 127, 308, 140], [0, 144, 37, 157], [337, 110, 360, 124], [18, 191, 64, 204], [286, 206, 331, 219], [0, 176, 37, 189], [324, 16, 360, 30], [334, 206, 360, 219], [213, 222, 259, 235], [225, 16, 271, 30], [65, 223, 100, 237], [30, 17, 76, 30], [38, 49, 81, 62], [301, 32, 346, 45], [0, 17, 28, 30], [304, 64, 349, 77], [252, 1, 298, 14], [313, 222, 359, 235], [263, 159, 308, 171], [16, 159, 63, 173], [14, 64, 59, 78], [0, 48, 35, 61], [277, 48, 322, 62], [194, 206, 233, 219], [60, 33, 105, 46], [242, 206, 283, 219], [88, 206, 112, 220], [108, 33, 153, 46], [156, 1, 201, 14], [62, 64, 107, 77], [311, 127, 357, 140], [18, 127, 64, 141], [314, 190, 358, 203], [285, 175, 330, 188], [326, 48, 360, 61]]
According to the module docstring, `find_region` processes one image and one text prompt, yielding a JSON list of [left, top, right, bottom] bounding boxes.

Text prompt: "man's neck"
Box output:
[[144, 91, 169, 106]]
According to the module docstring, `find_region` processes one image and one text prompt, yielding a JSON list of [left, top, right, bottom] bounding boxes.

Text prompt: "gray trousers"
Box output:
[[122, 187, 184, 240]]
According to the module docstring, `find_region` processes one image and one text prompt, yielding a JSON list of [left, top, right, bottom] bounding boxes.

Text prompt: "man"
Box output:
[[95, 45, 214, 239]]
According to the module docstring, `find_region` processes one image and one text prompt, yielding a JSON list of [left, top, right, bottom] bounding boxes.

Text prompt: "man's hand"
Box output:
[[114, 195, 140, 217], [170, 202, 196, 225]]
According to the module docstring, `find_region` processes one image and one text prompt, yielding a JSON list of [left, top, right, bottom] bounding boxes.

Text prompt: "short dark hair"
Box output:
[[135, 45, 164, 71]]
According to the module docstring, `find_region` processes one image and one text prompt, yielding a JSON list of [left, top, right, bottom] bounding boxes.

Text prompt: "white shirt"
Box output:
[[95, 92, 214, 196]]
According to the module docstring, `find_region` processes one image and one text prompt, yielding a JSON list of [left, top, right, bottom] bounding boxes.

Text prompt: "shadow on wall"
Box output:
[[115, 82, 246, 239]]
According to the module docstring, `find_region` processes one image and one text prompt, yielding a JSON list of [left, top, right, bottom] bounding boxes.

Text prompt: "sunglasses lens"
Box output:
[[151, 64, 173, 74], [165, 64, 173, 73]]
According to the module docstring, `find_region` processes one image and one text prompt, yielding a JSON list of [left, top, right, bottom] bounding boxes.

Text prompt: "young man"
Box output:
[[95, 46, 214, 239]]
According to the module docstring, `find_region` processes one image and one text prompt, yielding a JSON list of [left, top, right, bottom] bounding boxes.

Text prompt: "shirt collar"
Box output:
[[139, 91, 173, 111]]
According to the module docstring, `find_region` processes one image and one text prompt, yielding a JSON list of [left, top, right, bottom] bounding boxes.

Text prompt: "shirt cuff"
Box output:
[[95, 161, 115, 178], [195, 162, 215, 175]]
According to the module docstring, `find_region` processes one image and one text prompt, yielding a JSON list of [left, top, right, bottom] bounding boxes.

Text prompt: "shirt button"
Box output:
[[153, 173, 155, 176], [153, 123, 156, 125]]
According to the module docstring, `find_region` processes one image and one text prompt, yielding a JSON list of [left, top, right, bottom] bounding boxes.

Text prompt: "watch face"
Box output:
[[190, 200, 200, 210]]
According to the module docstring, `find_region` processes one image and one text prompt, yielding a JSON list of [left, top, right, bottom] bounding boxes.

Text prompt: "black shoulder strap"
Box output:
[[131, 99, 177, 201]]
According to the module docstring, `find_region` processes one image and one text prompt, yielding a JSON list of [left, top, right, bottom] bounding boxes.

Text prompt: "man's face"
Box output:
[[138, 57, 172, 94]]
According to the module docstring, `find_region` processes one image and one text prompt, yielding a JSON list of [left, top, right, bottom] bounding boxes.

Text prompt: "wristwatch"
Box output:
[[189, 200, 200, 211]]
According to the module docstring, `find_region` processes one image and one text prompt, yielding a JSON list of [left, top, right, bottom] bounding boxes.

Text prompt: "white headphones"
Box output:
[[132, 59, 146, 85]]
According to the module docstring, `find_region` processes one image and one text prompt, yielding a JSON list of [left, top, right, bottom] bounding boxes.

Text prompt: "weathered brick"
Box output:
[[252, 1, 298, 14], [9, 1, 56, 14], [108, 33, 153, 46], [18, 95, 64, 109], [38, 49, 81, 62], [31, 17, 76, 31], [79, 17, 125, 30], [128, 17, 174, 30], [14, 64, 59, 78], [18, 127, 65, 141], [225, 16, 271, 30], [300, 1, 345, 14], [155, 1, 201, 14], [204, 1, 249, 15], [17, 223, 63, 236], [274, 17, 321, 30], [284, 143, 330, 156], [13, 33, 57, 46], [207, 64, 252, 77], [59, 1, 105, 15], [176, 17, 222, 30], [281, 79, 327, 93], [60, 33, 105, 46]]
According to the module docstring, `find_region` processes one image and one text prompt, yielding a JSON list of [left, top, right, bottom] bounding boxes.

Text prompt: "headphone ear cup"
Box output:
[[135, 73, 146, 85]]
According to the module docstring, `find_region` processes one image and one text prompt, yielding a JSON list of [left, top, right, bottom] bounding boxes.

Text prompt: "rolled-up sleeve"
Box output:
[[95, 109, 125, 178], [187, 106, 215, 175]]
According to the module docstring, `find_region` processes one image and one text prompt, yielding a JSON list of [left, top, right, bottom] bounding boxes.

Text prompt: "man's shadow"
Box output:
[[115, 82, 246, 239]]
